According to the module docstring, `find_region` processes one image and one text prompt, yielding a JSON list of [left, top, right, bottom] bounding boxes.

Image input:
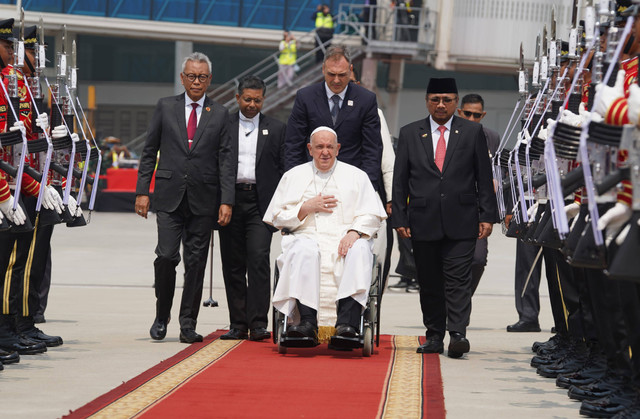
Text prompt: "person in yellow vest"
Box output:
[[313, 4, 334, 63], [277, 31, 297, 89]]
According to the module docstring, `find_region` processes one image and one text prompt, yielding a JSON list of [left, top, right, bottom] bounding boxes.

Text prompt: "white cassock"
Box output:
[[263, 161, 387, 326]]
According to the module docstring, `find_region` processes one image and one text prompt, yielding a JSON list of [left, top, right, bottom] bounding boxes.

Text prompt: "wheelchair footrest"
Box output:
[[330, 335, 363, 349], [279, 336, 318, 348]]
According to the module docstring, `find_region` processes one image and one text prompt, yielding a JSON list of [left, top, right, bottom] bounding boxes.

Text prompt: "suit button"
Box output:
[[183, 175, 188, 180], [440, 193, 445, 198]]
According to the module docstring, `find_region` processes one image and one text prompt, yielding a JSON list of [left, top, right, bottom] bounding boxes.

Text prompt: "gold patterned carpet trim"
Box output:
[[88, 339, 241, 419], [379, 335, 425, 418]]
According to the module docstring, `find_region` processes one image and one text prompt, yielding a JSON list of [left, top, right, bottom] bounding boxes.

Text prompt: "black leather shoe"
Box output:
[[569, 374, 628, 401], [579, 388, 637, 418], [448, 332, 470, 359], [388, 278, 410, 290], [220, 328, 248, 340], [507, 320, 541, 332], [20, 327, 63, 347], [335, 324, 358, 338], [179, 329, 203, 344], [417, 336, 444, 354], [0, 335, 46, 355], [150, 318, 168, 340], [286, 321, 317, 340], [249, 327, 270, 341], [0, 349, 19, 365]]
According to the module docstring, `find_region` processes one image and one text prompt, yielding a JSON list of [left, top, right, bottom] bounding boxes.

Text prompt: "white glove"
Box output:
[[627, 84, 640, 125], [67, 195, 83, 218], [71, 133, 80, 142], [597, 202, 632, 246], [9, 120, 26, 137], [615, 223, 630, 246], [517, 129, 531, 145], [42, 186, 63, 214], [35, 112, 49, 133], [527, 202, 539, 222], [0, 196, 26, 225], [51, 125, 67, 140], [593, 69, 626, 118], [564, 202, 580, 220], [537, 126, 548, 141], [560, 109, 582, 127]]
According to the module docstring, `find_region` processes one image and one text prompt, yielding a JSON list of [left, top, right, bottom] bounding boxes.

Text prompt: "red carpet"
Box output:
[[65, 332, 445, 419]]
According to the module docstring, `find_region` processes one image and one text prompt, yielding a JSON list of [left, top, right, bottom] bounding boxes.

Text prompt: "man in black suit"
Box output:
[[456, 93, 500, 296], [135, 52, 235, 344], [392, 78, 497, 358], [218, 76, 285, 342], [284, 45, 382, 190]]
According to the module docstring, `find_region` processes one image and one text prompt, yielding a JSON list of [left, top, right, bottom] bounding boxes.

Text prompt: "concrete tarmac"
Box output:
[[2, 212, 581, 418]]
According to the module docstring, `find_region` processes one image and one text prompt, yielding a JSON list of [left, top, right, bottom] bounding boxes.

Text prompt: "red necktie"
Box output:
[[435, 125, 447, 172], [187, 103, 198, 148]]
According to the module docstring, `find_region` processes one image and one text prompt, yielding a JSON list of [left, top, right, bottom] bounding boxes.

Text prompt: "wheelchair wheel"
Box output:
[[362, 326, 373, 357], [276, 320, 287, 354]]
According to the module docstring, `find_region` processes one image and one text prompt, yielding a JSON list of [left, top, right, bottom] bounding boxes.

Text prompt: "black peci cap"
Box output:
[[426, 77, 458, 95]]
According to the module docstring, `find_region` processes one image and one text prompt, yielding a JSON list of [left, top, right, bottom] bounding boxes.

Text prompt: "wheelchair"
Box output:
[[271, 256, 383, 357]]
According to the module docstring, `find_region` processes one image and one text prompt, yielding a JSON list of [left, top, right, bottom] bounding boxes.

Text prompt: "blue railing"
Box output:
[[1, 0, 361, 32]]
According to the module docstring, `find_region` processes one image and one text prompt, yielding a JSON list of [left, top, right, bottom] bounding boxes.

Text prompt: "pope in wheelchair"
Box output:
[[263, 126, 387, 350]]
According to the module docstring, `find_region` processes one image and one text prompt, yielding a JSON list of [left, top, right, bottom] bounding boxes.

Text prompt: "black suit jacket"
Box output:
[[228, 112, 286, 218], [392, 115, 497, 241], [136, 94, 235, 216], [284, 81, 382, 189]]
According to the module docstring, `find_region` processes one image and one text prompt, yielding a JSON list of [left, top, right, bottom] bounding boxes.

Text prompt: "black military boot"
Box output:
[[16, 316, 63, 347], [0, 314, 46, 355]]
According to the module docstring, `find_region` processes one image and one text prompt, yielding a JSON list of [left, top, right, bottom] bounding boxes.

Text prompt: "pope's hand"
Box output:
[[338, 230, 360, 257]]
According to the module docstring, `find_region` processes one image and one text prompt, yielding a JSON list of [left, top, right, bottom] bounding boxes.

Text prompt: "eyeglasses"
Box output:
[[183, 73, 210, 83], [462, 110, 484, 119], [428, 96, 457, 105]]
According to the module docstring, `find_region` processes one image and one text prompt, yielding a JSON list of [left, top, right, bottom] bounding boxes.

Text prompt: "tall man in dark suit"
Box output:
[[135, 52, 235, 344], [457, 93, 500, 296], [392, 78, 497, 358], [284, 45, 382, 190], [218, 76, 285, 342]]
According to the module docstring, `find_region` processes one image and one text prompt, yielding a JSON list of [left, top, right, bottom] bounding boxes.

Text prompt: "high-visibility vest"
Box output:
[[279, 41, 297, 65], [315, 12, 334, 29]]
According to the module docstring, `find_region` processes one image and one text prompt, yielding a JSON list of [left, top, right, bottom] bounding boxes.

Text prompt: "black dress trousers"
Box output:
[[219, 188, 272, 331], [154, 194, 214, 330]]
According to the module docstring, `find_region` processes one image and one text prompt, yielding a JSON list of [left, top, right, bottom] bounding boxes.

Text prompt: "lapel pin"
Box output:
[[421, 133, 428, 138], [347, 100, 354, 107], [455, 130, 459, 134], [262, 129, 269, 135], [206, 107, 211, 112]]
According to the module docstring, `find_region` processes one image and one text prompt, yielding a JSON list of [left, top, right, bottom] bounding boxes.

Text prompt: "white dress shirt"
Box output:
[[429, 115, 453, 155], [236, 112, 260, 184]]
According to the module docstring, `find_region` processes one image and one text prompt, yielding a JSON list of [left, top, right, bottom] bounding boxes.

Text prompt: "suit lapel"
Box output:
[[419, 117, 438, 171], [442, 116, 462, 174], [334, 83, 354, 128], [175, 95, 189, 152], [256, 113, 267, 165], [190, 97, 213, 151], [315, 83, 333, 125]]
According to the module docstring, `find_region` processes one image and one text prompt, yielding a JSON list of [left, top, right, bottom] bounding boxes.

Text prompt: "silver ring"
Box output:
[[324, 204, 328, 208], [138, 210, 142, 213]]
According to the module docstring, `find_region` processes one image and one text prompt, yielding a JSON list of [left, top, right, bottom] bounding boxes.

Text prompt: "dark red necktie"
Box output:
[[187, 103, 198, 148]]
